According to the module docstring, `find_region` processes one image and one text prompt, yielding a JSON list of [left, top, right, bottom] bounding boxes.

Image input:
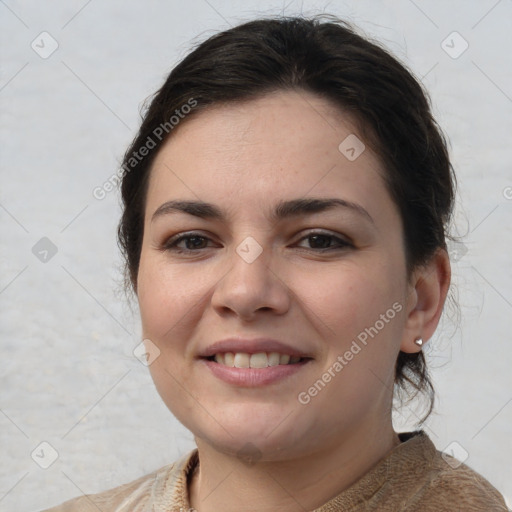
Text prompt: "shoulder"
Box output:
[[420, 458, 508, 511], [40, 450, 197, 512], [40, 466, 168, 512], [400, 434, 508, 511]]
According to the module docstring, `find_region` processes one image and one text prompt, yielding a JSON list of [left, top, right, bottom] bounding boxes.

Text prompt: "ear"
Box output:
[[400, 248, 451, 353]]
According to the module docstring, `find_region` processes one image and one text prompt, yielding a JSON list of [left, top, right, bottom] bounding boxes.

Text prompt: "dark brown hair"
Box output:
[[116, 15, 456, 421]]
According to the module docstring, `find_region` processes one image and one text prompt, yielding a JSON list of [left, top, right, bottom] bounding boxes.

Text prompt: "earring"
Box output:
[[414, 337, 423, 347]]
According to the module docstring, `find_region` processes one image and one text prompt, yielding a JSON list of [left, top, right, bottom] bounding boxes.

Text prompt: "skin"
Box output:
[[136, 90, 451, 511]]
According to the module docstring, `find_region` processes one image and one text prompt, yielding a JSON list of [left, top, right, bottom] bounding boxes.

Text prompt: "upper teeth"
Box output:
[[213, 352, 301, 368]]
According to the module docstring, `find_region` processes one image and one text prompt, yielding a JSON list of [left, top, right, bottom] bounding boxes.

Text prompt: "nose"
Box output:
[[210, 240, 291, 321]]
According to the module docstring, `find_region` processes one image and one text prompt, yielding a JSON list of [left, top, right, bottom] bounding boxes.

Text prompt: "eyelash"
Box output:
[[161, 231, 353, 254]]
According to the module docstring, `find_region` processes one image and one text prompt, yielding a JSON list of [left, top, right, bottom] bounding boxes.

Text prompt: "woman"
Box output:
[[44, 15, 508, 512]]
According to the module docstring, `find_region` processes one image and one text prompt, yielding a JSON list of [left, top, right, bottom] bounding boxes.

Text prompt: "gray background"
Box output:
[[1, 0, 511, 510]]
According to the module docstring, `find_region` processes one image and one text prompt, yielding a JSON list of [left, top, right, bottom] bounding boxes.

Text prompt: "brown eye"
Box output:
[[163, 232, 213, 252], [296, 232, 352, 250]]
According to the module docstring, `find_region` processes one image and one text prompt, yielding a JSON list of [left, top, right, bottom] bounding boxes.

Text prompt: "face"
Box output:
[[136, 90, 412, 461]]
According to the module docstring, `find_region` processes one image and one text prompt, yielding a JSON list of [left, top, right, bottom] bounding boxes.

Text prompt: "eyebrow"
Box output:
[[151, 197, 375, 226]]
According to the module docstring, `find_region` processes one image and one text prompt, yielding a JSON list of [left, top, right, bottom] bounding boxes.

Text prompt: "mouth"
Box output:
[[200, 351, 313, 387], [203, 352, 312, 368], [197, 338, 313, 386]]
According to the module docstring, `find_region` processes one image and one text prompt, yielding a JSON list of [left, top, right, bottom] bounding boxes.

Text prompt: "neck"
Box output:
[[188, 421, 401, 512]]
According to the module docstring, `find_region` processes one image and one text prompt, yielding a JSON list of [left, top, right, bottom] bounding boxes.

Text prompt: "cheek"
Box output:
[[293, 261, 401, 343], [137, 256, 211, 341], [137, 257, 208, 421]]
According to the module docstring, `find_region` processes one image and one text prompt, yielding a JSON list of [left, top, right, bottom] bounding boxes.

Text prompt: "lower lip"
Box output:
[[201, 359, 310, 387]]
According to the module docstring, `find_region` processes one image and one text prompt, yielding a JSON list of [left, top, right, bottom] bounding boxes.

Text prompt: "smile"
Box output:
[[201, 353, 312, 387], [206, 352, 306, 368]]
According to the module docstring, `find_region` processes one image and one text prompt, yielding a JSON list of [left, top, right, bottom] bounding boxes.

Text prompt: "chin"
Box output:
[[183, 403, 314, 461]]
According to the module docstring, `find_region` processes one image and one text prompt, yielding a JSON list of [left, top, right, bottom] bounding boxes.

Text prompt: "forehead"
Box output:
[[153, 90, 365, 161], [144, 90, 393, 225]]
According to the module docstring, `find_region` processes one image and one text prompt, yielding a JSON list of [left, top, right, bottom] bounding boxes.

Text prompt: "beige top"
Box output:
[[42, 431, 508, 511]]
